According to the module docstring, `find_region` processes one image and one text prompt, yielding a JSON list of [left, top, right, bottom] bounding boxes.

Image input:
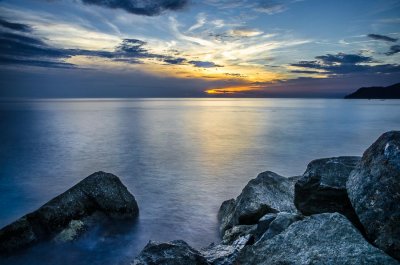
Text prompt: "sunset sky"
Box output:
[[0, 0, 399, 97]]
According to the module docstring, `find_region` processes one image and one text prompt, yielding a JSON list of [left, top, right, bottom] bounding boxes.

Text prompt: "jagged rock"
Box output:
[[217, 199, 235, 236], [347, 131, 400, 260], [294, 156, 363, 229], [132, 240, 209, 265], [253, 213, 277, 240], [257, 212, 302, 242], [201, 235, 251, 265], [238, 213, 399, 265], [221, 225, 256, 245], [218, 171, 297, 235], [0, 171, 139, 255]]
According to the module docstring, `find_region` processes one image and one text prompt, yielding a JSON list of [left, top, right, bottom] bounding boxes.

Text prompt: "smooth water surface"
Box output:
[[0, 98, 399, 264]]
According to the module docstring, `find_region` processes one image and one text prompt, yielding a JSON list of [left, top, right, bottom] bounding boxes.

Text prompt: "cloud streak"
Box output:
[[0, 18, 31, 32], [368, 33, 398, 42], [80, 0, 188, 16], [291, 52, 400, 75], [386, 45, 400, 55]]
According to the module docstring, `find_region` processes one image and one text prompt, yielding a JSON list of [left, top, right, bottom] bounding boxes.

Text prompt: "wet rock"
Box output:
[[238, 213, 399, 265], [217, 199, 235, 236], [221, 225, 256, 245], [202, 235, 251, 265], [218, 171, 297, 235], [132, 240, 209, 265], [294, 156, 363, 229], [253, 213, 277, 240], [257, 212, 302, 242], [347, 131, 400, 260], [0, 171, 139, 255]]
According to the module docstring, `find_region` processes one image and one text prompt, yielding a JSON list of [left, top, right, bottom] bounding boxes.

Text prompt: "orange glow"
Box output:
[[205, 85, 263, 95]]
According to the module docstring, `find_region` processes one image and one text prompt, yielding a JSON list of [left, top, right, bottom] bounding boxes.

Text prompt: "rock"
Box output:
[[294, 156, 364, 229], [202, 235, 251, 265], [217, 199, 235, 236], [218, 171, 297, 235], [238, 213, 399, 265], [221, 225, 256, 245], [347, 131, 400, 260], [132, 240, 209, 265], [0, 171, 139, 255], [257, 212, 302, 242], [53, 220, 85, 243], [253, 213, 277, 240]]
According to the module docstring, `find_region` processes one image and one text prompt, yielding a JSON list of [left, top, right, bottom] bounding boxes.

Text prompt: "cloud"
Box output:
[[0, 56, 76, 68], [189, 60, 222, 68], [386, 45, 400, 55], [368, 34, 398, 42], [0, 18, 31, 32], [254, 1, 287, 14], [0, 18, 227, 71], [80, 0, 188, 16], [0, 26, 75, 68], [291, 52, 400, 75], [315, 53, 373, 64], [228, 28, 263, 37], [204, 0, 291, 15], [163, 57, 187, 64]]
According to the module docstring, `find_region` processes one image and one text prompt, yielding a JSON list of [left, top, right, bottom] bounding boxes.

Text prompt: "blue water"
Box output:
[[0, 98, 399, 264]]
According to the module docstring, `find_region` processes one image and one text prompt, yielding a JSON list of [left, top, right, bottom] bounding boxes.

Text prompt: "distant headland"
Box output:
[[345, 83, 400, 99]]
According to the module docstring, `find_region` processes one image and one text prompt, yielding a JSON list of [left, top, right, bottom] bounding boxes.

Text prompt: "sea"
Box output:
[[0, 98, 399, 264]]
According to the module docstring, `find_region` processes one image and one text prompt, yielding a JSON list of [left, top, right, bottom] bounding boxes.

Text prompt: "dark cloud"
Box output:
[[189, 60, 222, 68], [0, 18, 223, 72], [0, 27, 75, 68], [205, 0, 290, 15], [291, 52, 400, 75], [80, 0, 188, 16], [116, 39, 147, 54], [0, 18, 32, 32], [386, 45, 400, 56], [163, 58, 187, 64], [368, 34, 398, 42], [0, 56, 76, 69], [315, 53, 373, 64]]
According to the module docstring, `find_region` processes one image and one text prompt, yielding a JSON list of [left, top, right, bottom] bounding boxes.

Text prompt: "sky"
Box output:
[[0, 0, 399, 98]]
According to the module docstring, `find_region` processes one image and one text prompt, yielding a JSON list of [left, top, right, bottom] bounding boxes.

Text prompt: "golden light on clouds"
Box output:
[[205, 85, 264, 95]]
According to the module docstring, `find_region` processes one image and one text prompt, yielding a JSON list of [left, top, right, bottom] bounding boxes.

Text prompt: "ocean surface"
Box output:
[[0, 98, 399, 264]]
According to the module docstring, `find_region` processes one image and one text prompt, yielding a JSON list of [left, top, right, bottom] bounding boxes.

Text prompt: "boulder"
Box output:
[[238, 213, 399, 265], [0, 171, 139, 255], [132, 240, 209, 265], [201, 235, 251, 265], [347, 131, 400, 260], [221, 225, 256, 245], [257, 212, 302, 242], [294, 156, 363, 229], [253, 213, 277, 240], [218, 171, 297, 235]]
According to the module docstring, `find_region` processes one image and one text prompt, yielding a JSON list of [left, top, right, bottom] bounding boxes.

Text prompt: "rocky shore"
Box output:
[[1, 131, 399, 264]]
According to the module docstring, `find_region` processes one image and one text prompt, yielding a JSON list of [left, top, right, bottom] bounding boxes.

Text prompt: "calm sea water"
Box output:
[[1, 98, 399, 264]]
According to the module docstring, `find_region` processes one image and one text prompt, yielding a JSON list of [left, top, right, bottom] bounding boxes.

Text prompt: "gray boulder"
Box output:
[[201, 235, 251, 265], [221, 225, 256, 245], [253, 213, 277, 240], [238, 213, 399, 265], [132, 240, 209, 265], [294, 156, 363, 229], [218, 171, 297, 235], [347, 131, 400, 260], [0, 171, 139, 255], [257, 212, 302, 242]]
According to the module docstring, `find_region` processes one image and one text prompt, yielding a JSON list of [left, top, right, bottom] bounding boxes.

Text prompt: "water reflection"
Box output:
[[0, 99, 399, 264]]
